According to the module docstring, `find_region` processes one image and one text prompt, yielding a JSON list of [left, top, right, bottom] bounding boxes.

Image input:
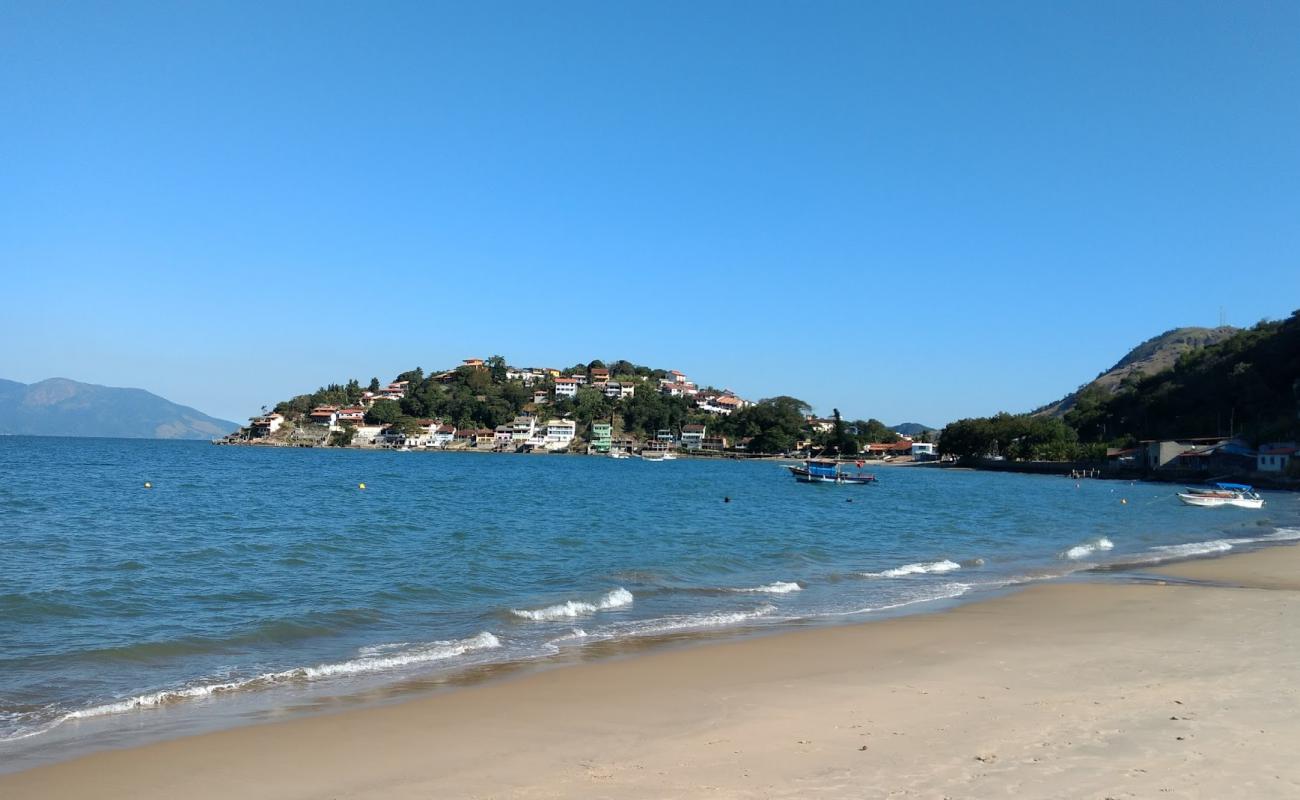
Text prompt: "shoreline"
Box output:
[[5, 543, 1300, 798]]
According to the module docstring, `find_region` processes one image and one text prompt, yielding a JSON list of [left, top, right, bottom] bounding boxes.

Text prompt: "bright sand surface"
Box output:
[[5, 545, 1299, 799]]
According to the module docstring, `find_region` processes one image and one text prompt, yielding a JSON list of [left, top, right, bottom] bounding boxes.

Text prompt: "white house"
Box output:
[[431, 424, 456, 448], [911, 442, 937, 460], [533, 389, 550, 405], [1258, 443, 1295, 472], [660, 380, 688, 397], [308, 405, 340, 429], [554, 378, 580, 398], [543, 419, 577, 450], [249, 412, 285, 437], [697, 394, 745, 415], [681, 423, 707, 450], [494, 426, 514, 448], [510, 415, 537, 441], [352, 424, 385, 445], [336, 407, 366, 426], [377, 381, 408, 401]]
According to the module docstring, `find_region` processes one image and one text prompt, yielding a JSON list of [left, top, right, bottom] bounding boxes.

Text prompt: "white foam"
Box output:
[[842, 582, 972, 615], [626, 604, 778, 637], [733, 581, 802, 594], [511, 588, 634, 621], [1149, 539, 1234, 558], [293, 631, 501, 678], [11, 631, 503, 738], [1063, 537, 1115, 560], [553, 627, 588, 641], [863, 560, 961, 578]]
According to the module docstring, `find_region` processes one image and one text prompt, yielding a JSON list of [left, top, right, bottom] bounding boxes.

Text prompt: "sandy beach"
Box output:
[[5, 544, 1299, 799]]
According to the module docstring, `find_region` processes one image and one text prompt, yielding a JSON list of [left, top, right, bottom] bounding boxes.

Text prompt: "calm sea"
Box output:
[[2, 436, 1297, 769]]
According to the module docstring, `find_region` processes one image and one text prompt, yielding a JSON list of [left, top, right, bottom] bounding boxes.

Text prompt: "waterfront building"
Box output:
[[1258, 443, 1296, 472], [544, 419, 578, 450], [681, 423, 707, 450], [591, 421, 613, 453]]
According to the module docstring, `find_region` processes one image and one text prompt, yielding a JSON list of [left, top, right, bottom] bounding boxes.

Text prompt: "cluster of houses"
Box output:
[[240, 361, 760, 453], [1107, 437, 1296, 475]]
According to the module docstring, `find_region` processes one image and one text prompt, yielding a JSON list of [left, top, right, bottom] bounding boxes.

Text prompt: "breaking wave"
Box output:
[[0, 631, 501, 742], [732, 581, 802, 594], [863, 560, 961, 578], [1062, 537, 1115, 560], [511, 588, 634, 621]]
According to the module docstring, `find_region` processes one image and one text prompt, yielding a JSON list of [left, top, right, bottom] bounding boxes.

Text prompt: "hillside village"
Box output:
[[225, 357, 921, 458]]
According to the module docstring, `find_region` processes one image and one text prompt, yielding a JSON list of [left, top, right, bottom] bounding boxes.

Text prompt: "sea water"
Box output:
[[2, 436, 1297, 768]]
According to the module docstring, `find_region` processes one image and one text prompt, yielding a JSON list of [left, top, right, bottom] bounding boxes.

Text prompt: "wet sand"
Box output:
[[5, 545, 1299, 799]]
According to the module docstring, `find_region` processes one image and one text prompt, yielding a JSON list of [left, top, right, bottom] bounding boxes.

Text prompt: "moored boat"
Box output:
[[1177, 483, 1264, 509], [788, 460, 878, 485]]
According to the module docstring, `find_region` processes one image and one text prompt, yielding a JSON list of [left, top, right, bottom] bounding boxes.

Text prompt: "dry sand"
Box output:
[[4, 546, 1299, 799]]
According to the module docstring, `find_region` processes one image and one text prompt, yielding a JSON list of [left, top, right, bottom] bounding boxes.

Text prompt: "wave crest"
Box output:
[[733, 581, 802, 594], [863, 560, 961, 578], [1062, 537, 1115, 560], [511, 588, 633, 621]]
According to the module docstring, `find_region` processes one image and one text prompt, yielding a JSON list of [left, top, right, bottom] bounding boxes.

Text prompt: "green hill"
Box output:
[[1036, 326, 1237, 418]]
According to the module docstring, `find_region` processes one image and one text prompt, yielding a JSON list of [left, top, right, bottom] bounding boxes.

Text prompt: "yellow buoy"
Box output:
[[358, 483, 366, 490], [143, 482, 152, 489]]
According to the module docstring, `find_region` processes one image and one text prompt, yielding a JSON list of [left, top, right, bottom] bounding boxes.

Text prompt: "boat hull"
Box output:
[[1177, 492, 1264, 509], [788, 466, 877, 485]]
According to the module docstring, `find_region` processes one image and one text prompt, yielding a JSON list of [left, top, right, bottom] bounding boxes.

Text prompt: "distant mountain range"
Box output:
[[890, 422, 935, 436], [0, 378, 238, 440], [1034, 326, 1238, 418]]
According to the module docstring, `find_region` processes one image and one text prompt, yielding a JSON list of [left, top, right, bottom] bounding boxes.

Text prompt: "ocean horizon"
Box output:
[[3, 435, 1297, 771]]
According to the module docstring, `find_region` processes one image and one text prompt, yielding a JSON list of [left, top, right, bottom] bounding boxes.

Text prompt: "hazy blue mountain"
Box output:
[[890, 422, 935, 436], [0, 378, 238, 440]]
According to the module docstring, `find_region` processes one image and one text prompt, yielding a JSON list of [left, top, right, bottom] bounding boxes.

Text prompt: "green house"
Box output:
[[591, 421, 613, 453]]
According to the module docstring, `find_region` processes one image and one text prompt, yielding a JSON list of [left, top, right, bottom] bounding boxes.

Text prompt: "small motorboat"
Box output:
[[1177, 483, 1264, 509], [788, 460, 877, 485]]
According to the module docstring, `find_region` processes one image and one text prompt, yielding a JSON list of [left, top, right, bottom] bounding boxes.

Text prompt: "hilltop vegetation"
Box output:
[[269, 357, 901, 454], [940, 311, 1300, 460], [1035, 326, 1238, 417]]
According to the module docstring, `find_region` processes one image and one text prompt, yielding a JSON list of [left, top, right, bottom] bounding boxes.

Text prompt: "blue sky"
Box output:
[[2, 2, 1297, 426]]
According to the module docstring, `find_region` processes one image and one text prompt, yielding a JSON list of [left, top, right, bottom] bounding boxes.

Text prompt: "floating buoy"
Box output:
[[143, 482, 152, 489], [358, 483, 366, 490], [1121, 498, 1128, 505]]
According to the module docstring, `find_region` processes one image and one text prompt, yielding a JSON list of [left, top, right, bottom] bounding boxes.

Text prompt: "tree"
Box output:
[[829, 409, 858, 455], [365, 399, 403, 425], [722, 396, 811, 454], [368, 377, 381, 392], [329, 422, 356, 447]]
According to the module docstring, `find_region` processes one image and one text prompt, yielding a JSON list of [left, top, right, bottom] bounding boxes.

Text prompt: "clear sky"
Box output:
[[3, 2, 1297, 426]]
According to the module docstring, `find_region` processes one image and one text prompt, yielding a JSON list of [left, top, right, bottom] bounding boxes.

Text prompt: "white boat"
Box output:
[[1177, 483, 1264, 510], [641, 451, 670, 461], [607, 451, 631, 459]]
